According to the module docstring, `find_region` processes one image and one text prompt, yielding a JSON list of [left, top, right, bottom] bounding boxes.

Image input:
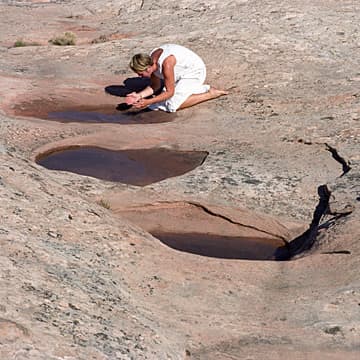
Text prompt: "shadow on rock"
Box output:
[[105, 77, 151, 97], [277, 184, 352, 261]]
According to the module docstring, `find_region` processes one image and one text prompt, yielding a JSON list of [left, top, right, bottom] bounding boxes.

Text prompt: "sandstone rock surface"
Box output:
[[0, 1, 359, 359]]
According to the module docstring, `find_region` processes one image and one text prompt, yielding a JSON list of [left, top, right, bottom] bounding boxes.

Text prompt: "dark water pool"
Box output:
[[36, 146, 208, 186], [151, 232, 290, 260], [13, 99, 175, 124], [47, 107, 175, 124]]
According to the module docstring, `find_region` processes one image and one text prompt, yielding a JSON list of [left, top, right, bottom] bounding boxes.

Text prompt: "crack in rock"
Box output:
[[286, 184, 352, 259], [187, 201, 289, 241], [324, 143, 352, 176]]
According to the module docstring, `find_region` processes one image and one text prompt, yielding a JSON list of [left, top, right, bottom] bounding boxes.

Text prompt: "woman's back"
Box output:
[[152, 44, 206, 81]]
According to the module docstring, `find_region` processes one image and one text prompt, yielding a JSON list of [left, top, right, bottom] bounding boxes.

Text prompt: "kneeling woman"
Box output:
[[126, 44, 227, 112]]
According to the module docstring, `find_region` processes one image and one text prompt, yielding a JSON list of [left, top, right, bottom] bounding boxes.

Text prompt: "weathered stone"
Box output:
[[0, 1, 359, 359]]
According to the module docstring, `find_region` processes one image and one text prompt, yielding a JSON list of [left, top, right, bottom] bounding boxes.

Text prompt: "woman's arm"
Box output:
[[125, 72, 163, 105], [133, 55, 176, 108]]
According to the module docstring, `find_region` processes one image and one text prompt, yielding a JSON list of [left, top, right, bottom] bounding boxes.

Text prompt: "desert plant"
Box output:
[[48, 32, 76, 46], [97, 199, 111, 210], [13, 40, 40, 47]]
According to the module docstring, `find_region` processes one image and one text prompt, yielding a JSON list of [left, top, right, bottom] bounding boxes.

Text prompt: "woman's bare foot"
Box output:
[[208, 87, 229, 98], [178, 86, 228, 110]]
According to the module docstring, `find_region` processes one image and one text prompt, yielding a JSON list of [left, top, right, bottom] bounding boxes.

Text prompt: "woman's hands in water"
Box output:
[[132, 98, 149, 109], [125, 92, 150, 109], [125, 92, 141, 105]]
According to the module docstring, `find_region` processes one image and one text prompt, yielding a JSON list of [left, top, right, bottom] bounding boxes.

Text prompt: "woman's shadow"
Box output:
[[105, 77, 152, 111], [105, 77, 151, 97]]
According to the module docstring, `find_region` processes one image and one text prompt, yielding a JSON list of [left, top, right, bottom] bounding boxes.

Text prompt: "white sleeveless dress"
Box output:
[[149, 44, 210, 112]]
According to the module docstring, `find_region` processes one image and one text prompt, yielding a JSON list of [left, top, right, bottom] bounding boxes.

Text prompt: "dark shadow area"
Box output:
[[325, 143, 352, 176], [36, 147, 208, 186], [116, 103, 133, 111], [321, 250, 351, 254], [151, 232, 288, 260], [104, 77, 152, 97], [276, 184, 353, 260], [286, 185, 331, 259]]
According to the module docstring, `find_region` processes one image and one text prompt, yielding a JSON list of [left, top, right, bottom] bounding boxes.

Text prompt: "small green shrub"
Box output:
[[97, 199, 111, 210], [13, 40, 40, 47], [48, 32, 76, 46]]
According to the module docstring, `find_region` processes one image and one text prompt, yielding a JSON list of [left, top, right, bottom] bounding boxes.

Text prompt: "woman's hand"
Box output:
[[125, 92, 150, 109], [132, 98, 149, 109], [125, 92, 141, 105]]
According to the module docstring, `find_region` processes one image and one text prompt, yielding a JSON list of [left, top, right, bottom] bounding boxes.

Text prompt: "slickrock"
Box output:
[[0, 1, 359, 359]]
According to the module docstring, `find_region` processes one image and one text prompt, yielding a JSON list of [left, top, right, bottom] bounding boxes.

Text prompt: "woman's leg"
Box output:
[[178, 87, 228, 110], [148, 80, 228, 112]]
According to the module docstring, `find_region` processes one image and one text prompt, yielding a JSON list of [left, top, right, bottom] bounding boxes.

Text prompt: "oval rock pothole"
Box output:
[[151, 232, 288, 260], [12, 98, 176, 124], [36, 146, 208, 186], [114, 201, 293, 260]]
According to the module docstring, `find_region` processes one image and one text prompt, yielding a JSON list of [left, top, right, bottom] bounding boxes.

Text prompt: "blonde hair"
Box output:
[[129, 53, 153, 72]]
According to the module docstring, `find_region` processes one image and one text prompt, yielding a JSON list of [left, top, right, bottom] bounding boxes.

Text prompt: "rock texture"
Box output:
[[0, 1, 359, 359]]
